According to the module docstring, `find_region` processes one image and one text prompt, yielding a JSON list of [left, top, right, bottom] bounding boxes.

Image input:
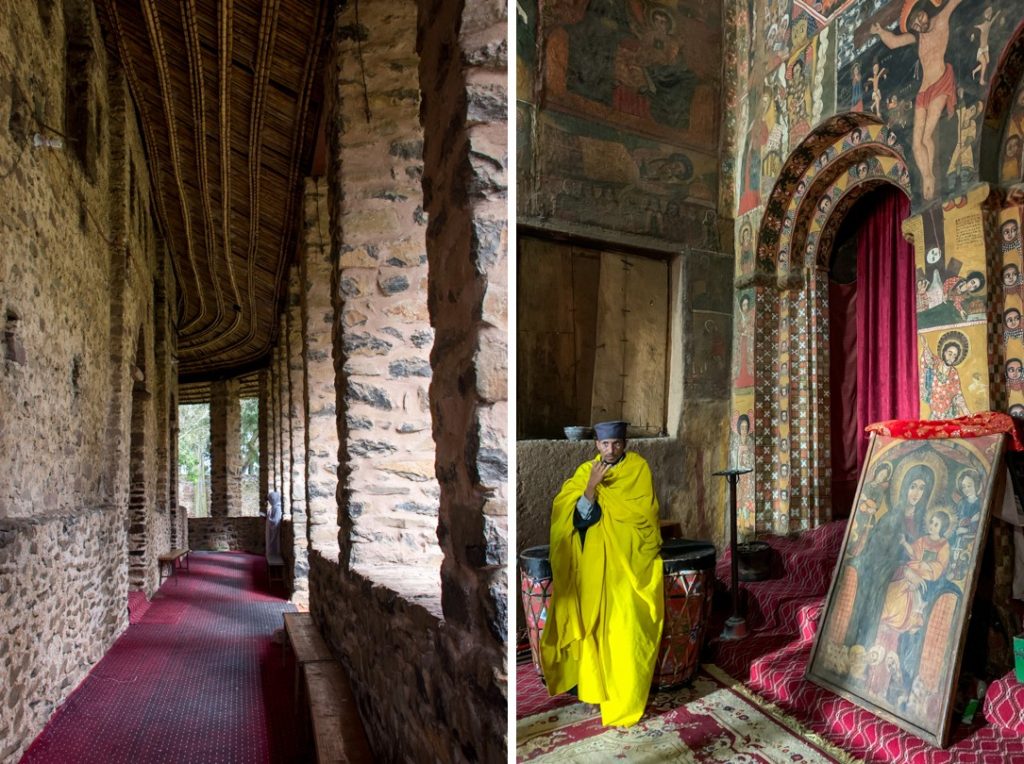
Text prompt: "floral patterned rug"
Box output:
[[516, 662, 860, 763]]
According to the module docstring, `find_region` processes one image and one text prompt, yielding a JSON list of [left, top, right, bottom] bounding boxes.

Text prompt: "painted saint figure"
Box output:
[[1004, 308, 1023, 345], [871, 0, 963, 200], [1007, 358, 1024, 393], [1002, 219, 1022, 257], [1001, 263, 1024, 301], [843, 464, 934, 650], [949, 469, 982, 580], [734, 294, 755, 388], [868, 61, 887, 118], [941, 270, 984, 319], [971, 6, 1003, 87], [920, 332, 970, 419], [880, 511, 952, 635]]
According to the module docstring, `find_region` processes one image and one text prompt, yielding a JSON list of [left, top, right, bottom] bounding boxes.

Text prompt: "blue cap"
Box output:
[[593, 420, 628, 440]]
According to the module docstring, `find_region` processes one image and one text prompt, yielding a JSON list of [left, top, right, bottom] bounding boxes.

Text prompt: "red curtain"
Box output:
[[856, 188, 920, 458], [830, 188, 919, 515]]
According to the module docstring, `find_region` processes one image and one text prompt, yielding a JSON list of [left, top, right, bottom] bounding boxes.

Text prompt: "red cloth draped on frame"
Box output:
[[866, 412, 1024, 452], [855, 189, 920, 464]]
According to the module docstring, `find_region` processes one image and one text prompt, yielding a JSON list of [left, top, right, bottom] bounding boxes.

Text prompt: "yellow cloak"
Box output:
[[539, 451, 664, 727]]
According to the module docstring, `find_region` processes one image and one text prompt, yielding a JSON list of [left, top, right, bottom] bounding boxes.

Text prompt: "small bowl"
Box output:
[[564, 426, 593, 441]]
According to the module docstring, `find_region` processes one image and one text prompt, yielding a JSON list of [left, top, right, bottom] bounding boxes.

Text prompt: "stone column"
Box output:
[[417, 0, 508, 757], [419, 0, 508, 630], [258, 369, 270, 513], [301, 177, 340, 558], [210, 378, 242, 517], [328, 0, 438, 568], [276, 319, 292, 512], [288, 265, 309, 605]]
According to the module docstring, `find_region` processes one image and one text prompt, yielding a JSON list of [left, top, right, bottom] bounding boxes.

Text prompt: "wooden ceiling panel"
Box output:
[[97, 0, 330, 379]]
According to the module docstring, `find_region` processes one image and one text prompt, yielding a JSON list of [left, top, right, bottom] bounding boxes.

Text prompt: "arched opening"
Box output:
[[825, 186, 918, 520], [738, 117, 914, 536], [127, 328, 149, 590]]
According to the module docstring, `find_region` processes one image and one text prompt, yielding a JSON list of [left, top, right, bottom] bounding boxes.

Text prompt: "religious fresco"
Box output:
[[532, 110, 719, 243], [917, 324, 989, 418], [735, 214, 758, 278], [1002, 206, 1024, 412], [999, 79, 1024, 186], [733, 288, 756, 389], [540, 0, 720, 146], [730, 391, 756, 533], [686, 251, 734, 398], [517, 0, 538, 99], [785, 29, 837, 150], [738, 66, 789, 215], [522, 0, 722, 244], [835, 0, 1015, 207]]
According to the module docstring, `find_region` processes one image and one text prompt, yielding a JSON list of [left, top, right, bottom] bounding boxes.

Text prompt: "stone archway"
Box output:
[[735, 116, 912, 537]]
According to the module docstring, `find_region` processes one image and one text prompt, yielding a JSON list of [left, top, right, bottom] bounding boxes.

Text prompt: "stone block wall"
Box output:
[[0, 1, 176, 756], [310, 552, 504, 763], [0, 510, 128, 762], [328, 0, 440, 569], [188, 517, 264, 554]]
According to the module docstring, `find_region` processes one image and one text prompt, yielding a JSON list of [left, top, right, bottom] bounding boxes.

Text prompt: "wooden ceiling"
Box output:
[[96, 0, 331, 382]]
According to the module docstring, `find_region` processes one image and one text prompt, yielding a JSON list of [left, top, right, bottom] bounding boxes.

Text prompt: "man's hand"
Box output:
[[584, 460, 611, 502]]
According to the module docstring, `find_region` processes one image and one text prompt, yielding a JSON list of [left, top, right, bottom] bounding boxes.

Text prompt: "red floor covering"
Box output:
[[20, 552, 301, 764], [709, 524, 1024, 763]]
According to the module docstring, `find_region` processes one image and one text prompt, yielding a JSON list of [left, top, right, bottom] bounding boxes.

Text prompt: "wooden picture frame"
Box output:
[[806, 432, 1005, 747]]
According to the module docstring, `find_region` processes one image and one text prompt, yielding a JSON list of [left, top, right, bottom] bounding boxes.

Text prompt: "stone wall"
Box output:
[[0, 510, 128, 762], [188, 517, 265, 554], [0, 0, 175, 757], [310, 551, 504, 763]]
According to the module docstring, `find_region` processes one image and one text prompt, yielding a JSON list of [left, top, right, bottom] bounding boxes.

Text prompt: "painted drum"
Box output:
[[519, 545, 553, 680], [653, 539, 717, 691], [519, 540, 717, 690]]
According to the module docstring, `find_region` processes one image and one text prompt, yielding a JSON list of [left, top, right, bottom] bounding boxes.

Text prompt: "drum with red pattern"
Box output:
[[519, 546, 552, 680], [653, 540, 717, 690]]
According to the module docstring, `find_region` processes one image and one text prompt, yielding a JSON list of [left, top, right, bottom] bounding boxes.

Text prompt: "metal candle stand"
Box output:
[[713, 467, 752, 640]]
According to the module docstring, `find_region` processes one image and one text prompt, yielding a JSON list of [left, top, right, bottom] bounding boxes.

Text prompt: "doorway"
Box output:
[[827, 186, 918, 519]]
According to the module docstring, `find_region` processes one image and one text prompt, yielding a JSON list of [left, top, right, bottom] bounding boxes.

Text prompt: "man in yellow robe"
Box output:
[[539, 420, 664, 727]]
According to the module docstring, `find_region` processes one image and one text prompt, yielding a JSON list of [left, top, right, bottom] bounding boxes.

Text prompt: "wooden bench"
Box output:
[[304, 661, 374, 763], [283, 612, 335, 702], [283, 612, 373, 762], [266, 553, 285, 587], [157, 548, 190, 584]]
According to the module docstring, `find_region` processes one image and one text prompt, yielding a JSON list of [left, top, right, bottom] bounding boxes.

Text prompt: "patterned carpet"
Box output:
[[517, 661, 858, 763], [20, 552, 299, 764]]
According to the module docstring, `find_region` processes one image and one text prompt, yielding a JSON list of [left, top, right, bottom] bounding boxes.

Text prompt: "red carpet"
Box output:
[[709, 524, 1024, 763], [21, 552, 300, 764]]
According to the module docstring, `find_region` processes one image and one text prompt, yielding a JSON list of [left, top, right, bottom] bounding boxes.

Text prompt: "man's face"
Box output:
[[1003, 222, 1019, 243], [1007, 311, 1021, 330], [1009, 361, 1023, 380], [943, 345, 960, 365], [596, 438, 626, 464], [1003, 267, 1018, 286], [910, 11, 929, 33]]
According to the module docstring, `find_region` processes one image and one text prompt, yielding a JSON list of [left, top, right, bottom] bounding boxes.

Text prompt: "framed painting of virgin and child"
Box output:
[[806, 432, 1005, 746]]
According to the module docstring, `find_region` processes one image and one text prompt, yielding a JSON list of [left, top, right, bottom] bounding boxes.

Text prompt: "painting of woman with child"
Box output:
[[806, 433, 1004, 746]]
